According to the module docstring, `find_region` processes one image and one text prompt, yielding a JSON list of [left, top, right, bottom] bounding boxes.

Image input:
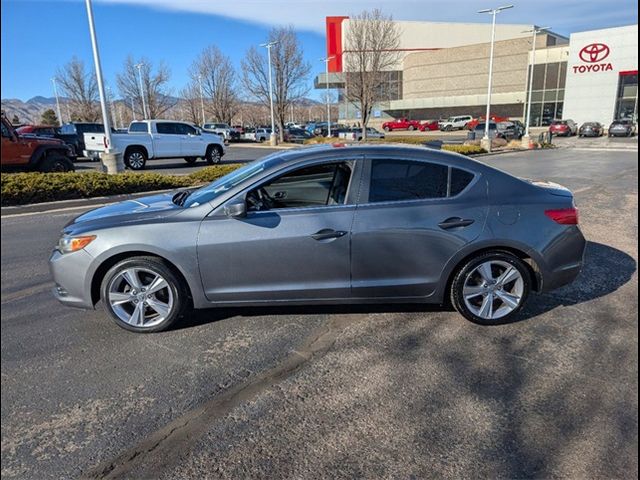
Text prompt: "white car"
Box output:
[[202, 122, 233, 140], [254, 128, 272, 143], [438, 115, 473, 131], [84, 120, 226, 170]]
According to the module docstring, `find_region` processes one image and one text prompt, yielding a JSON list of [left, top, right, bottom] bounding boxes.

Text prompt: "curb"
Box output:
[[1, 189, 175, 217], [230, 143, 299, 150]]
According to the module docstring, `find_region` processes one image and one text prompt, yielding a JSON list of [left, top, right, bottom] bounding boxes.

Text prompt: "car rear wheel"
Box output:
[[408, 125, 415, 131], [125, 148, 147, 170], [101, 257, 188, 333], [384, 126, 390, 132], [444, 125, 452, 132], [40, 155, 75, 173], [451, 251, 531, 325]]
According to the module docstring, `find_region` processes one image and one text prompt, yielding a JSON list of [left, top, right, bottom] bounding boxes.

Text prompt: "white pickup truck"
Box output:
[[84, 120, 226, 170]]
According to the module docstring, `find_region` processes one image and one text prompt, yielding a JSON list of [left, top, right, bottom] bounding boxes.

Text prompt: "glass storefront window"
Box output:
[[615, 73, 638, 121], [545, 63, 560, 90]]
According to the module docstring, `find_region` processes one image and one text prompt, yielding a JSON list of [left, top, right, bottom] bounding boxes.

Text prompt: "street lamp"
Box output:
[[522, 26, 550, 146], [51, 77, 64, 126], [135, 63, 147, 119], [198, 74, 205, 126], [478, 4, 514, 151], [260, 41, 278, 146], [107, 85, 117, 129], [320, 56, 335, 137], [84, 0, 122, 173]]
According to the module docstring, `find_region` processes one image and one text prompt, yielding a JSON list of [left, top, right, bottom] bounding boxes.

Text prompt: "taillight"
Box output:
[[545, 208, 579, 225]]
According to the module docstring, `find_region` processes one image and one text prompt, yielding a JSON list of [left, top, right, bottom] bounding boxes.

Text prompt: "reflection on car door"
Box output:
[[197, 158, 362, 302], [351, 155, 488, 299]]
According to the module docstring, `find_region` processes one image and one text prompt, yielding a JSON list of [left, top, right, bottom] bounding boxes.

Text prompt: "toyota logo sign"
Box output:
[[579, 43, 610, 63]]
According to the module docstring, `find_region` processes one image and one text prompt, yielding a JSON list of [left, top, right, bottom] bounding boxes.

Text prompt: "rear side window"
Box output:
[[369, 159, 448, 202], [129, 122, 148, 133], [450, 168, 475, 196], [156, 123, 178, 134]]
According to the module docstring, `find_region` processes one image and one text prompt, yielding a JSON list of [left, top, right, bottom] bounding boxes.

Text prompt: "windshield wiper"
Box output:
[[172, 190, 191, 206]]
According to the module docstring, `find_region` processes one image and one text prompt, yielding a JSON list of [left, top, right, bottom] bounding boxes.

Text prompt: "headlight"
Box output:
[[57, 235, 96, 254]]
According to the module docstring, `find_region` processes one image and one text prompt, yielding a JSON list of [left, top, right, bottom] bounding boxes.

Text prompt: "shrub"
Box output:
[[441, 145, 487, 155], [1, 165, 241, 206]]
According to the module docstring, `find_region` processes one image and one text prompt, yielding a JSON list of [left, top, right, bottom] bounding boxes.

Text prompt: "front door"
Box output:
[[351, 155, 488, 299], [197, 159, 360, 303]]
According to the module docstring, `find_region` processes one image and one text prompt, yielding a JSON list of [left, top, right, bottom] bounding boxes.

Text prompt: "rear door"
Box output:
[[177, 123, 206, 156], [351, 154, 488, 299], [153, 122, 181, 158]]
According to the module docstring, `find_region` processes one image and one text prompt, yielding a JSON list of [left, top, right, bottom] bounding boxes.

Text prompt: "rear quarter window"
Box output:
[[369, 159, 448, 202], [450, 168, 475, 196], [129, 122, 148, 133]]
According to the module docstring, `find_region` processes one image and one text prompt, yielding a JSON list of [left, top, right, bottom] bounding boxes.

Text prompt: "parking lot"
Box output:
[[1, 147, 638, 479]]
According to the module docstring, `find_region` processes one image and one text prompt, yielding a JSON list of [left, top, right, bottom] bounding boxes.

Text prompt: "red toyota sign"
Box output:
[[573, 42, 613, 74], [579, 43, 611, 63]]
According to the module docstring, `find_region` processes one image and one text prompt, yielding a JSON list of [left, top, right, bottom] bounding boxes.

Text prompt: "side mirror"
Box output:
[[224, 197, 247, 218]]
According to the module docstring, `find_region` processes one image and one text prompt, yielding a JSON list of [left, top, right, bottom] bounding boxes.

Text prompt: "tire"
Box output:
[[384, 126, 390, 132], [408, 125, 415, 131], [206, 145, 223, 165], [39, 155, 75, 172], [450, 251, 531, 325], [100, 256, 189, 333], [445, 125, 452, 132], [258, 137, 265, 143], [125, 148, 147, 170], [184, 157, 198, 165]]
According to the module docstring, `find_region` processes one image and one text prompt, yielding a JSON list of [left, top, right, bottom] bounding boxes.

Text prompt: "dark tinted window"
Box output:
[[76, 123, 104, 133], [129, 122, 148, 133], [369, 159, 448, 202], [450, 169, 474, 196], [247, 163, 352, 211], [60, 124, 76, 134], [156, 123, 178, 134]]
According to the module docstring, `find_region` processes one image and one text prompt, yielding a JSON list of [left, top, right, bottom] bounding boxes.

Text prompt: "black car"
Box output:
[[578, 122, 604, 137], [59, 122, 106, 157], [608, 120, 636, 137]]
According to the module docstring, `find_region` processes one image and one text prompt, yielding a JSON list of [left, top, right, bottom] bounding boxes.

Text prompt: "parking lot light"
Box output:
[[260, 41, 278, 146], [51, 77, 64, 126], [320, 56, 335, 137], [522, 26, 550, 147], [135, 63, 147, 119], [478, 4, 514, 151], [198, 74, 205, 126]]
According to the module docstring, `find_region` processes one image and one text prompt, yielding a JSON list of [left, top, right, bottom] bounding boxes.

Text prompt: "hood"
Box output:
[[64, 192, 182, 233]]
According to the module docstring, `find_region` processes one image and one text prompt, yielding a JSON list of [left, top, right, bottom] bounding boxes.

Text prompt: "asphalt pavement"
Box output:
[[1, 148, 638, 479]]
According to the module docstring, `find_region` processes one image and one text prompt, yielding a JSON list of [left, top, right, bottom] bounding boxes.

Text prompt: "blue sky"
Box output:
[[1, 0, 637, 101]]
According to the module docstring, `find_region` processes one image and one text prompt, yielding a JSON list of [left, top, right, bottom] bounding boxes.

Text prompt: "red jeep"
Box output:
[[1, 115, 75, 172], [382, 118, 422, 132]]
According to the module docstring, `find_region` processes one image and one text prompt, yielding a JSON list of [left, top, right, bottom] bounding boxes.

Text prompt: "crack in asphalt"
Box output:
[[85, 315, 356, 479]]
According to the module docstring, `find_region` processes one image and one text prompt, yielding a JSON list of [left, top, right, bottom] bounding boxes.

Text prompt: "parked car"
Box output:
[[549, 119, 578, 136], [382, 118, 422, 132], [50, 144, 586, 333], [16, 124, 82, 158], [474, 121, 518, 140], [578, 122, 604, 137], [510, 120, 526, 139], [284, 128, 313, 144], [337, 127, 386, 141], [83, 120, 226, 170], [608, 119, 636, 137], [202, 123, 232, 140], [418, 120, 440, 131], [1, 114, 75, 172], [467, 115, 510, 131], [59, 122, 107, 158], [439, 115, 473, 131], [254, 128, 272, 143]]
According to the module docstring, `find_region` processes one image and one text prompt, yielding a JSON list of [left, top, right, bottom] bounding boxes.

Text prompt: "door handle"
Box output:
[[273, 191, 287, 199], [438, 217, 475, 230], [311, 229, 347, 241]]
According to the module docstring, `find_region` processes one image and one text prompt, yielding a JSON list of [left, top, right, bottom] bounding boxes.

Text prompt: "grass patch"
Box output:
[[1, 164, 240, 206]]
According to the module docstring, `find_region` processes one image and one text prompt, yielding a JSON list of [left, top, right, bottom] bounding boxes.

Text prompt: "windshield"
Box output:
[[183, 154, 285, 208]]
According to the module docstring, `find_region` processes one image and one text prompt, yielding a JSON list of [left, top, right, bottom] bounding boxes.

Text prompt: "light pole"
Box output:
[[522, 26, 550, 147], [131, 97, 136, 121], [478, 4, 513, 151], [84, 0, 122, 173], [198, 74, 205, 126], [107, 86, 117, 129], [260, 41, 278, 146], [320, 56, 335, 137], [51, 77, 64, 126], [135, 63, 147, 119]]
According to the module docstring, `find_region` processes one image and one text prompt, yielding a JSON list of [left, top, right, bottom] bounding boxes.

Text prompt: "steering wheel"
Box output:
[[247, 187, 275, 211]]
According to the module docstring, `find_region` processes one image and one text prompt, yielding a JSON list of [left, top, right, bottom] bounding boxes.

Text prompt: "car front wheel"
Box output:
[[451, 251, 531, 325], [206, 145, 222, 164], [101, 256, 189, 333]]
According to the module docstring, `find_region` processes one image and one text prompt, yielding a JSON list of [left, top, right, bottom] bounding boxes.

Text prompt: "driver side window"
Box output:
[[246, 162, 352, 212]]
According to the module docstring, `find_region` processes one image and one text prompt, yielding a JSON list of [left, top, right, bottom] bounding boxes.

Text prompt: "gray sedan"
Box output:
[[50, 145, 586, 332]]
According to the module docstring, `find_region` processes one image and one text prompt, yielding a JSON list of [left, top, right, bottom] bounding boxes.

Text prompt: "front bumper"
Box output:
[[49, 249, 95, 309]]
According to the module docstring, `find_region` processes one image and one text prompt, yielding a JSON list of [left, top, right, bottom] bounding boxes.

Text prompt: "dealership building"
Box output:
[[315, 17, 638, 127]]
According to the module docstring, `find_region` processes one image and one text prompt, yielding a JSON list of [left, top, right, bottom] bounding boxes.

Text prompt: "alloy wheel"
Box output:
[[127, 152, 145, 169], [107, 267, 174, 328], [462, 260, 524, 320]]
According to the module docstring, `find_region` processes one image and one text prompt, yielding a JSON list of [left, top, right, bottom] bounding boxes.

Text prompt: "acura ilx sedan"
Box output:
[[50, 145, 586, 332]]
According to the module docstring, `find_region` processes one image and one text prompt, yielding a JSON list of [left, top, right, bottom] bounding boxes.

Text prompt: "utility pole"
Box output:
[[51, 77, 64, 126], [85, 0, 122, 173], [131, 97, 136, 121], [198, 74, 205, 125], [320, 56, 335, 137], [522, 26, 550, 148], [478, 4, 514, 152], [135, 63, 147, 119], [107, 86, 117, 129], [260, 41, 278, 146]]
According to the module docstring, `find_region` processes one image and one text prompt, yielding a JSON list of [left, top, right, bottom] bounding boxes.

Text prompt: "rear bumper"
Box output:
[[539, 226, 587, 292]]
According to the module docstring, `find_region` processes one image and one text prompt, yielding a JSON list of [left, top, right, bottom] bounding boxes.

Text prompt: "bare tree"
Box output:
[[179, 84, 204, 126], [56, 57, 101, 122], [241, 26, 311, 142], [116, 56, 175, 119], [343, 9, 401, 139], [190, 46, 238, 125]]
